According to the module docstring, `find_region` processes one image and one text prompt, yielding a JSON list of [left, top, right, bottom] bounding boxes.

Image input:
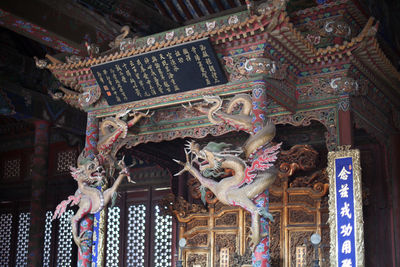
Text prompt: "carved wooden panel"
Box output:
[[269, 211, 281, 266], [289, 209, 315, 224], [215, 233, 237, 266], [288, 195, 315, 207], [289, 231, 314, 267], [187, 233, 208, 247], [186, 252, 208, 267], [215, 213, 237, 227], [187, 219, 208, 231]]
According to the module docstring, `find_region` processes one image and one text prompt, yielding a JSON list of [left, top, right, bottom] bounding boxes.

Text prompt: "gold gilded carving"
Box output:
[[187, 253, 208, 267], [214, 201, 229, 214], [269, 193, 282, 204], [215, 234, 237, 267], [187, 219, 208, 231], [276, 145, 319, 176], [269, 212, 281, 266], [289, 209, 315, 224], [290, 169, 328, 188], [159, 193, 207, 219], [215, 234, 237, 252], [232, 249, 252, 266], [215, 213, 237, 226], [187, 233, 208, 246], [288, 195, 315, 207], [290, 231, 314, 267]]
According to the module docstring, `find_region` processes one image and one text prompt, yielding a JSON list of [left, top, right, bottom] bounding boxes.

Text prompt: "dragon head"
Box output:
[[71, 151, 106, 185]]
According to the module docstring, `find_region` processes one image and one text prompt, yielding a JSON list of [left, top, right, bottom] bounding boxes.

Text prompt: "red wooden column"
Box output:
[[251, 85, 271, 267], [27, 120, 50, 267], [78, 112, 99, 266], [338, 96, 353, 146]]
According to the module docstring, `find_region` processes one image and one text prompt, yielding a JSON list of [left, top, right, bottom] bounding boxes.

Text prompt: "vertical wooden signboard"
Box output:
[[328, 147, 364, 267]]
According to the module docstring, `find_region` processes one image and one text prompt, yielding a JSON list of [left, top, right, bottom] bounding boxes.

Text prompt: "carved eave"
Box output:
[[352, 37, 400, 93], [41, 1, 400, 116], [45, 8, 290, 71]]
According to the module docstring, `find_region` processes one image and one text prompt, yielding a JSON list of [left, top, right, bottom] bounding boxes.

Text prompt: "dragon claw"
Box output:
[[258, 208, 274, 222]]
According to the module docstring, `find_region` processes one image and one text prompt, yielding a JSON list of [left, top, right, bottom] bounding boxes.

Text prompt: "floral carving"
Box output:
[[185, 27, 194, 36], [165, 31, 174, 41], [187, 233, 208, 246], [269, 211, 281, 265], [290, 231, 314, 266], [289, 209, 315, 224], [206, 21, 216, 31], [215, 213, 237, 226], [187, 219, 208, 231], [228, 15, 239, 25], [186, 253, 207, 267]]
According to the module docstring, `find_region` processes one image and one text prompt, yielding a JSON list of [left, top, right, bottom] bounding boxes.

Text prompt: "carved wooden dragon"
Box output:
[[177, 94, 280, 249], [53, 154, 133, 249], [97, 109, 152, 176], [53, 109, 152, 250]]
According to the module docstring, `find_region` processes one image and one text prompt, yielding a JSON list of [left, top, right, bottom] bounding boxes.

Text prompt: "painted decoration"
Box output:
[[328, 147, 364, 267], [91, 38, 227, 106]]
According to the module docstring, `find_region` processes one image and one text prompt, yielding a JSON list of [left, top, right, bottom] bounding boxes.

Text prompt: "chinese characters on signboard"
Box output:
[[328, 149, 364, 267], [335, 157, 356, 267], [91, 39, 227, 106]]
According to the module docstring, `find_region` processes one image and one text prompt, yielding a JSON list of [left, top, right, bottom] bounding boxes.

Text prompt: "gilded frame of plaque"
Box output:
[[327, 148, 364, 267]]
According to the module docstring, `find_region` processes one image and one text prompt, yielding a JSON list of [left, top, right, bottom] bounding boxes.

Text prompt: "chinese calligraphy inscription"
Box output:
[[328, 149, 364, 267], [91, 39, 227, 106]]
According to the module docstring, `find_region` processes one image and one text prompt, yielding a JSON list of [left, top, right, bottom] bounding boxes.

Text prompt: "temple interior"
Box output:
[[0, 0, 399, 266]]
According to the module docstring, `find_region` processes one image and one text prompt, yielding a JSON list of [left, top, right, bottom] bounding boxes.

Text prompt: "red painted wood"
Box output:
[[338, 109, 353, 146]]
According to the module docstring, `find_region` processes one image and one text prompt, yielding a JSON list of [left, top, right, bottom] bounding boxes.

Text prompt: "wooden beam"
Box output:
[[178, 0, 194, 20], [153, 0, 170, 18], [202, 0, 215, 14], [165, 0, 184, 22], [188, 0, 204, 17]]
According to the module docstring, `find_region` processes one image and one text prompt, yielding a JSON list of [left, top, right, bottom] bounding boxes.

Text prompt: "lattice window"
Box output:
[[15, 212, 30, 266], [106, 207, 121, 266], [56, 150, 77, 173], [220, 248, 230, 267], [56, 209, 73, 267], [126, 204, 146, 267], [43, 211, 53, 267], [3, 158, 21, 179], [0, 213, 13, 266], [153, 205, 172, 267]]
